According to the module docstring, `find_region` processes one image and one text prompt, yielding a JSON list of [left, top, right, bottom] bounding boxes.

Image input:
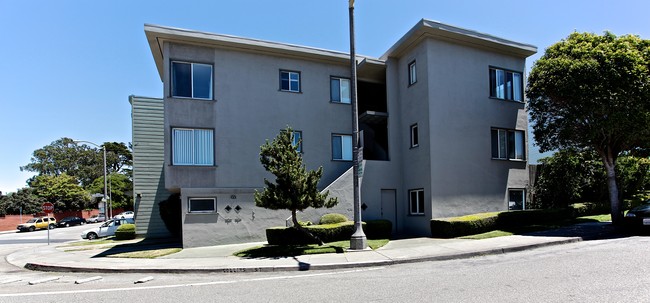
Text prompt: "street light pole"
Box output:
[[348, 0, 368, 250], [73, 140, 108, 219]]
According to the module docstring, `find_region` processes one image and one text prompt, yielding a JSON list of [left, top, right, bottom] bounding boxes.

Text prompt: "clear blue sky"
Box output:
[[1, 0, 648, 194]]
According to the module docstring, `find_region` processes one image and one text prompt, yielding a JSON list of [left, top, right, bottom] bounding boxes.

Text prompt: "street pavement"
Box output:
[[6, 222, 625, 274]]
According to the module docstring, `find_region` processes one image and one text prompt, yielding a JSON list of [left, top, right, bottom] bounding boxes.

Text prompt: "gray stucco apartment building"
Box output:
[[132, 19, 537, 248]]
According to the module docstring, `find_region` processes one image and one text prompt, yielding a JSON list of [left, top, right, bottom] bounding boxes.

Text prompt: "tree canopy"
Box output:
[[254, 127, 337, 244], [527, 31, 650, 223]]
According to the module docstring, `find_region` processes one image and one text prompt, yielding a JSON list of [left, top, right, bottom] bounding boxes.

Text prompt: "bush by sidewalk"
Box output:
[[115, 223, 136, 240]]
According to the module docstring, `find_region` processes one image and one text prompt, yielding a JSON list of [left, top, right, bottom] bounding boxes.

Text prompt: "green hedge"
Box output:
[[430, 212, 500, 238], [266, 221, 365, 245], [362, 219, 392, 239], [115, 223, 136, 240], [431, 208, 584, 238]]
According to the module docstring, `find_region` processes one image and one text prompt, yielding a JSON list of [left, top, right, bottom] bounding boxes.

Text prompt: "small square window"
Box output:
[[408, 61, 417, 85], [410, 124, 419, 148], [489, 68, 523, 102], [332, 134, 353, 161], [171, 61, 213, 99], [280, 70, 301, 92], [189, 198, 216, 213], [330, 77, 351, 103], [508, 189, 525, 210], [409, 189, 425, 215]]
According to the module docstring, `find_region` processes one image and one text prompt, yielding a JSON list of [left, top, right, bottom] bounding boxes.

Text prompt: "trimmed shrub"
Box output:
[[496, 209, 572, 227], [115, 223, 136, 240], [363, 219, 392, 239], [319, 213, 348, 225], [569, 202, 609, 217], [266, 221, 364, 245], [430, 212, 500, 238]]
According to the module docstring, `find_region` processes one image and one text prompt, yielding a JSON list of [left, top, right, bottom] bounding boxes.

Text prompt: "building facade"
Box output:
[[135, 19, 536, 248]]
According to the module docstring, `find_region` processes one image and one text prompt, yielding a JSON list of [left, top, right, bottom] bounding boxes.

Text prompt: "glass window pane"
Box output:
[[508, 190, 524, 210], [189, 198, 215, 212], [340, 79, 350, 103], [173, 129, 193, 165], [290, 72, 299, 81], [290, 79, 299, 92], [410, 191, 417, 214], [506, 72, 513, 100], [292, 131, 302, 153], [508, 131, 515, 159], [515, 131, 524, 160], [332, 136, 342, 160], [498, 130, 507, 159], [331, 78, 340, 102], [495, 69, 505, 99], [489, 69, 496, 97], [341, 135, 353, 161], [491, 129, 498, 158], [418, 190, 425, 214], [192, 64, 213, 99], [513, 73, 522, 101], [193, 129, 214, 165], [172, 62, 192, 98]]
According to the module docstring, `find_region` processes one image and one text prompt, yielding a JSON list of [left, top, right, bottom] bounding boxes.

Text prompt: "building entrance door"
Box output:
[[381, 189, 397, 234]]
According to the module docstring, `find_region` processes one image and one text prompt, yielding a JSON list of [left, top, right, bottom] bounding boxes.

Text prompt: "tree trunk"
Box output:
[[600, 151, 623, 225], [291, 209, 324, 246]]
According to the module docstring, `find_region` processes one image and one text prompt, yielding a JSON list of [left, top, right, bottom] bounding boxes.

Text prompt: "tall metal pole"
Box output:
[[103, 146, 109, 219], [349, 0, 367, 250]]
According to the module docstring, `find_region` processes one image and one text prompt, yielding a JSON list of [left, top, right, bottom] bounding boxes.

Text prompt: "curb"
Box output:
[[23, 237, 583, 274]]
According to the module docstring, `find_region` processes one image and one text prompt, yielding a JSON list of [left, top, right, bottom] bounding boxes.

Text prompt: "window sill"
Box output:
[[330, 101, 351, 105], [410, 145, 419, 149], [331, 159, 353, 162], [187, 211, 218, 215], [408, 213, 425, 216], [279, 90, 302, 94], [170, 96, 215, 101], [169, 164, 219, 168], [491, 158, 526, 162], [488, 97, 524, 104]]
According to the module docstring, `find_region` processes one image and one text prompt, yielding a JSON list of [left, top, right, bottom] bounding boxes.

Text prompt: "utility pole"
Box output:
[[348, 0, 367, 250]]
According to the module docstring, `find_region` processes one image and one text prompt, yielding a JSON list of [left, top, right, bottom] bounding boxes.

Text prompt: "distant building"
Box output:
[[133, 19, 536, 248]]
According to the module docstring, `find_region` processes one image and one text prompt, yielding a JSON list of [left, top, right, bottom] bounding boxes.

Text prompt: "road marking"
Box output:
[[75, 276, 103, 284], [0, 267, 384, 297], [28, 276, 62, 285], [134, 276, 154, 284], [0, 278, 22, 284]]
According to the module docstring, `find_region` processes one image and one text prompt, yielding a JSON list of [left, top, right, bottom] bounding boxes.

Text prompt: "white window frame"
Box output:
[[410, 123, 419, 148], [172, 128, 214, 166], [508, 189, 526, 210], [490, 67, 523, 102], [409, 189, 425, 215], [171, 61, 213, 100], [280, 70, 301, 92], [188, 198, 217, 213], [408, 60, 417, 85], [330, 77, 351, 104], [331, 134, 353, 161]]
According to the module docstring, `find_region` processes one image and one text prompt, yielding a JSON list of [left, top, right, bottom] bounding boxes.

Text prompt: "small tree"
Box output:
[[255, 127, 338, 245]]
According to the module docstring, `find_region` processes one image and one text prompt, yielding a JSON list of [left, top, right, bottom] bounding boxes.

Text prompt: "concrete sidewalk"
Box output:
[[9, 223, 615, 274]]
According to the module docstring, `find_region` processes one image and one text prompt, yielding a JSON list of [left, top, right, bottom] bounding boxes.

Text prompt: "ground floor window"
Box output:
[[188, 198, 217, 213], [409, 189, 425, 215], [508, 189, 525, 210]]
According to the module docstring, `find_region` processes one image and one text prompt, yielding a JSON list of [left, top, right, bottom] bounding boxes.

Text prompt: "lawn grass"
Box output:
[[234, 239, 389, 258], [63, 238, 121, 247]]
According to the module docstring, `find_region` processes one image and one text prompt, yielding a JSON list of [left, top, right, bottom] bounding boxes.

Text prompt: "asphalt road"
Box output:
[[1, 232, 648, 302]]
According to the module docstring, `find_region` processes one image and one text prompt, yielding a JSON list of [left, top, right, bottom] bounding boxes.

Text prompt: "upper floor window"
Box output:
[[292, 131, 303, 153], [330, 77, 351, 103], [332, 134, 353, 161], [489, 68, 522, 101], [491, 128, 525, 160], [409, 189, 425, 215], [408, 61, 417, 85], [171, 62, 213, 99], [172, 128, 214, 166], [410, 124, 419, 148], [280, 70, 301, 92]]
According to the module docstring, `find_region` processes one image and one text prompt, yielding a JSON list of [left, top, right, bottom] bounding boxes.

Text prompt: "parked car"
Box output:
[[80, 218, 135, 240], [115, 211, 134, 219], [87, 214, 106, 223], [625, 200, 650, 228], [57, 216, 87, 228], [17, 217, 56, 232]]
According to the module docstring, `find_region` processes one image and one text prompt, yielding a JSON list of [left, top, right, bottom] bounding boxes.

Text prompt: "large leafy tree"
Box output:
[[254, 127, 338, 244], [87, 172, 133, 210], [29, 174, 89, 211], [527, 32, 650, 224], [0, 188, 44, 215]]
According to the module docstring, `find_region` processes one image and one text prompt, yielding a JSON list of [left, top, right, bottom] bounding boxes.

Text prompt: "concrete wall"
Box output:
[[130, 96, 172, 238]]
